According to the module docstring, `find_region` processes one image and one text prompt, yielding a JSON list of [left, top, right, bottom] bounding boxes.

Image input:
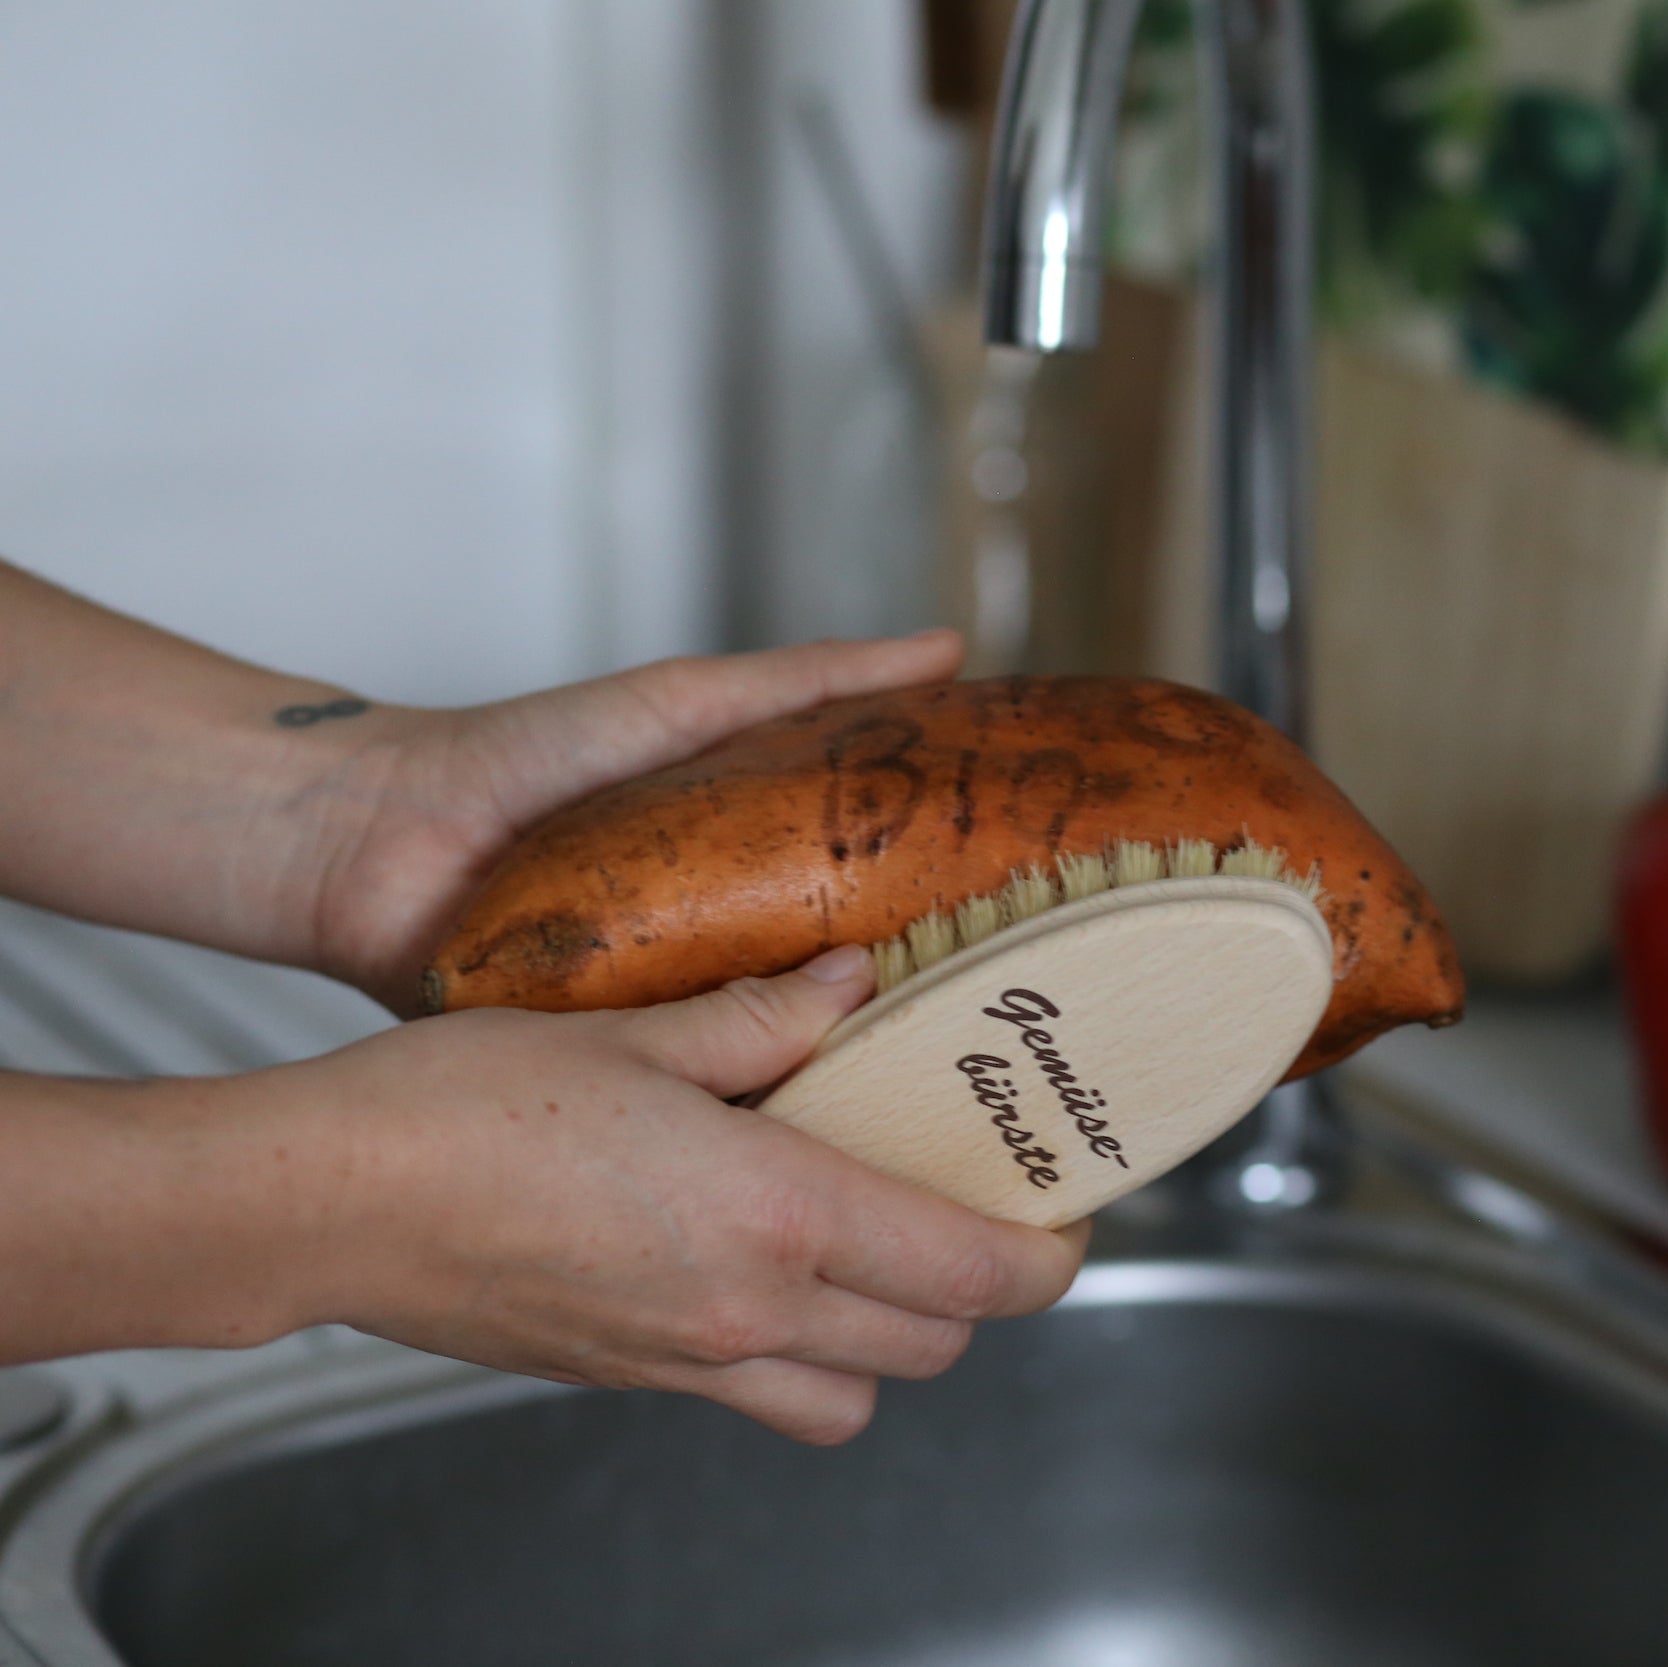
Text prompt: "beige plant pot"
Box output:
[[925, 276, 1668, 983], [1312, 347, 1668, 982]]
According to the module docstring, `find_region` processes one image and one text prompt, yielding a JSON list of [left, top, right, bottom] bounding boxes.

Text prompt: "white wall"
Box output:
[[746, 0, 969, 643], [0, 0, 731, 702], [0, 1, 965, 1072]]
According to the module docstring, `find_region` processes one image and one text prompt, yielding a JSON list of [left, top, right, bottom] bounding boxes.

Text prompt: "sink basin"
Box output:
[[5, 1224, 1668, 1667]]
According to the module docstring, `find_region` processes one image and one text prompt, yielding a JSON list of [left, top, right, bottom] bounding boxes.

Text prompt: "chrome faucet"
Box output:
[[980, 0, 1335, 1207]]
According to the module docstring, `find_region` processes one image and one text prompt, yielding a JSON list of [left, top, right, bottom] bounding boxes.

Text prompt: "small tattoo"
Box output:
[[273, 697, 370, 728]]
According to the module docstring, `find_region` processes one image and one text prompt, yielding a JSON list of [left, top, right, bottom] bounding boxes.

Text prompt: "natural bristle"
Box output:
[[954, 892, 1004, 948], [1168, 837, 1217, 879], [1003, 864, 1062, 925], [1219, 844, 1285, 881], [1112, 840, 1164, 886], [904, 911, 958, 973], [1294, 862, 1326, 904], [872, 938, 914, 994], [1057, 850, 1111, 902], [864, 834, 1325, 996]]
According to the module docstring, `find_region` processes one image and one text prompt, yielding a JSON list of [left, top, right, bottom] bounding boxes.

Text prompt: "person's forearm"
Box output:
[[0, 558, 402, 965], [1, 959, 1087, 1442], [0, 1069, 330, 1362]]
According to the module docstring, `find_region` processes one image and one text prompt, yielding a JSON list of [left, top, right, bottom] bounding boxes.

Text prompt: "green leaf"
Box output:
[[1462, 90, 1668, 451], [1365, 0, 1483, 77], [1628, 0, 1668, 166], [1311, 0, 1489, 314]]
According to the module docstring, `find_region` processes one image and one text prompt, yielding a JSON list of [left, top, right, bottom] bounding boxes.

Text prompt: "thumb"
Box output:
[[619, 944, 875, 1098]]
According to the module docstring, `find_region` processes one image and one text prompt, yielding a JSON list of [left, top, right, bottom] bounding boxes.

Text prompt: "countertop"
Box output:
[[1343, 981, 1668, 1242]]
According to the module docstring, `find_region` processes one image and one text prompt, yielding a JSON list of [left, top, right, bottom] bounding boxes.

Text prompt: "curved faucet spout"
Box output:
[[981, 0, 1145, 353]]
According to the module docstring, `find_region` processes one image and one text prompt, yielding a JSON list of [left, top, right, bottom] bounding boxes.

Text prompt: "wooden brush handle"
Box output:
[[757, 879, 1333, 1229]]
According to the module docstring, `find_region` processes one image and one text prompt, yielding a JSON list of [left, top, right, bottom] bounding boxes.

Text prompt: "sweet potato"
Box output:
[[423, 676, 1464, 1076]]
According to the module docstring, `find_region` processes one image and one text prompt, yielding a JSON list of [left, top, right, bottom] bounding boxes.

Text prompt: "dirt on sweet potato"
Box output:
[[424, 676, 1464, 1078]]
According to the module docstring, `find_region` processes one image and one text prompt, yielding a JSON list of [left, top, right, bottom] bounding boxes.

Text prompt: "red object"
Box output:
[[1616, 795, 1668, 1176]]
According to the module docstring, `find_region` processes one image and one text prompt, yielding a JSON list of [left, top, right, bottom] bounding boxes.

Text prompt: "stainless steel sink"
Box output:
[[5, 1193, 1668, 1667]]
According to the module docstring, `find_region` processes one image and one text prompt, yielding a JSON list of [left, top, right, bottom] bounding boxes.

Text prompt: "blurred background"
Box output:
[[4, 0, 1668, 1230], [0, 0, 967, 1071]]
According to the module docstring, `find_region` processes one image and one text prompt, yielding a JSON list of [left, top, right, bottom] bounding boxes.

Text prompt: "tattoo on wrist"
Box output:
[[273, 697, 370, 729]]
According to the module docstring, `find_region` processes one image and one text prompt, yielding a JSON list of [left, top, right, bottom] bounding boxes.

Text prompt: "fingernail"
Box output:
[[801, 943, 872, 984]]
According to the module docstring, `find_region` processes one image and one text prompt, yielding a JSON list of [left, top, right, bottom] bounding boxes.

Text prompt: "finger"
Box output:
[[816, 1175, 1087, 1322], [618, 945, 875, 1098], [615, 632, 966, 762], [500, 632, 965, 813], [660, 1356, 879, 1447], [784, 1290, 973, 1382]]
